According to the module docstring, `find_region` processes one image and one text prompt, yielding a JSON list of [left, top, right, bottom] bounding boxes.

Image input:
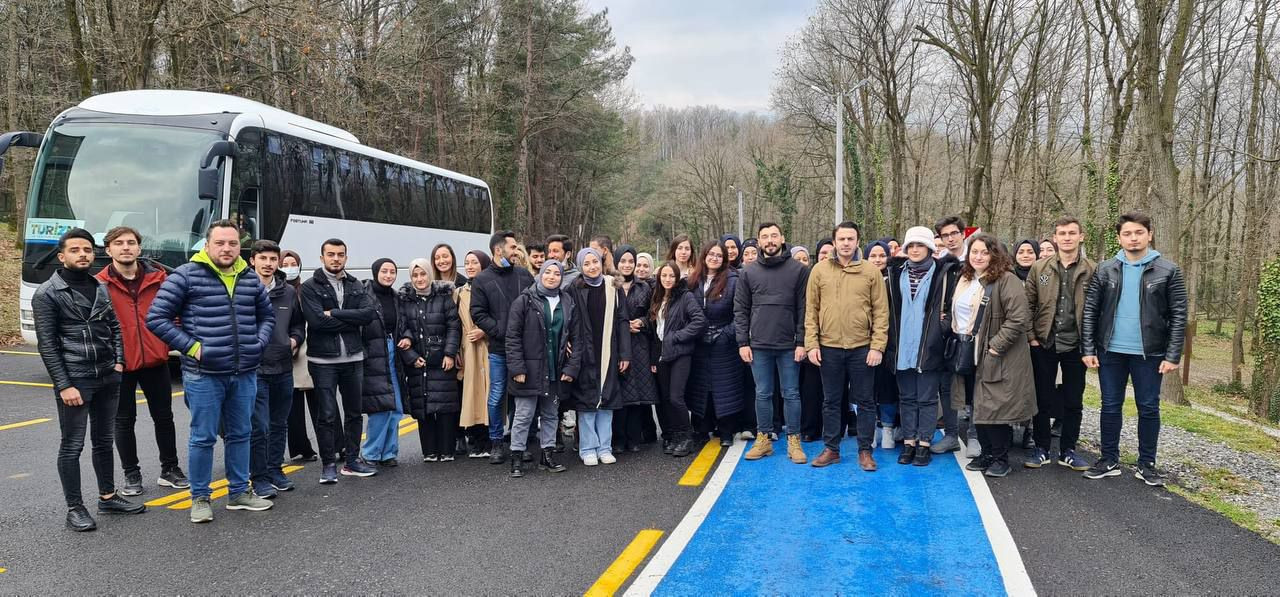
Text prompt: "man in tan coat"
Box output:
[[1025, 216, 1096, 471], [804, 221, 890, 471]]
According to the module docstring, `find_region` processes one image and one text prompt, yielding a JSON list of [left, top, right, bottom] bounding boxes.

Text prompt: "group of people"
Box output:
[[35, 208, 1186, 531]]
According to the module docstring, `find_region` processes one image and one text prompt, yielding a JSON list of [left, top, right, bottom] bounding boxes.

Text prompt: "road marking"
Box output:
[[168, 465, 304, 510], [625, 439, 745, 596], [951, 451, 1037, 596], [0, 350, 39, 356], [8, 473, 30, 480], [0, 566, 6, 573], [0, 418, 51, 431], [586, 529, 665, 597], [677, 441, 721, 487]]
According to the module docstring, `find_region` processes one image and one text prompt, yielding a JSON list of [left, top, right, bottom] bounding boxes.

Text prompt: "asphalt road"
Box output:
[[2, 346, 1279, 595]]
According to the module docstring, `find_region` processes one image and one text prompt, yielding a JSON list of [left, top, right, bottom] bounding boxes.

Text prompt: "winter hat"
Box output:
[[790, 245, 809, 259], [902, 226, 937, 253]]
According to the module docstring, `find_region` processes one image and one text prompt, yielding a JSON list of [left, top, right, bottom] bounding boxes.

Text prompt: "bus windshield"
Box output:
[[24, 122, 221, 274]]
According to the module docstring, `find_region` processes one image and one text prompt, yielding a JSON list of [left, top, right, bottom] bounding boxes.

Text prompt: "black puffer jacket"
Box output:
[[299, 269, 376, 359], [884, 257, 958, 372], [619, 279, 659, 407], [1082, 253, 1188, 363], [360, 279, 400, 414], [33, 270, 124, 392], [734, 246, 809, 350], [397, 281, 462, 418], [653, 285, 706, 362], [469, 261, 534, 355], [505, 287, 584, 399]]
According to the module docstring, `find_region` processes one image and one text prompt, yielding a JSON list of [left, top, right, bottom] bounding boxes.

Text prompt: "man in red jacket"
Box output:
[[96, 226, 188, 495]]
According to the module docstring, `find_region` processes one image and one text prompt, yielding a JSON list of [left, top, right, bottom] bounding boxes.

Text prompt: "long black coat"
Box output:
[[568, 277, 632, 411], [396, 282, 462, 418], [505, 287, 583, 399], [360, 280, 399, 414], [688, 270, 747, 418], [618, 279, 659, 407]]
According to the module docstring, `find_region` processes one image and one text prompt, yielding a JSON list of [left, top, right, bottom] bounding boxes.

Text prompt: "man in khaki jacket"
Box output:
[[805, 221, 890, 471], [1024, 216, 1096, 471]]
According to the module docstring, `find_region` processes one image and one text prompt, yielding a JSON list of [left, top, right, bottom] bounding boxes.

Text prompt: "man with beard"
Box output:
[[736, 222, 811, 465]]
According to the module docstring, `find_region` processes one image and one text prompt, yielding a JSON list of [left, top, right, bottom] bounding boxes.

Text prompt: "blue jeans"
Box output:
[[487, 354, 508, 442], [1098, 351, 1163, 465], [362, 350, 404, 462], [751, 348, 802, 436], [184, 371, 256, 498], [251, 371, 294, 489], [578, 410, 614, 458]]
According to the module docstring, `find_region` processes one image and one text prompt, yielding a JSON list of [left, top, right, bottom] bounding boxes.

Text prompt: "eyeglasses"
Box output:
[[707, 253, 723, 260], [940, 231, 964, 239]]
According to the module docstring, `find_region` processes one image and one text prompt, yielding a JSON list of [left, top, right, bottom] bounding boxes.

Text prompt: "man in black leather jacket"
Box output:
[[33, 228, 145, 531], [1081, 212, 1188, 487]]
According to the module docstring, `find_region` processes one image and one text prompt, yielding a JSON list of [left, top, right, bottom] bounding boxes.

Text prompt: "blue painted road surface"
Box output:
[[649, 437, 1017, 596]]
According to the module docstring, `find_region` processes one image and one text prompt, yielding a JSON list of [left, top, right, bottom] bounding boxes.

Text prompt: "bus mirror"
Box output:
[[198, 140, 237, 200], [0, 131, 43, 183]]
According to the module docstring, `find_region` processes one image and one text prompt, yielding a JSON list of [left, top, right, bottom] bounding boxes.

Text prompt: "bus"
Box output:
[[1, 90, 494, 346]]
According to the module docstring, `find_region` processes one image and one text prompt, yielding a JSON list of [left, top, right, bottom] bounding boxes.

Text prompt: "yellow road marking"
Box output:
[[8, 473, 31, 479], [0, 350, 40, 356], [0, 418, 51, 431], [677, 441, 722, 487], [0, 566, 6, 573], [399, 421, 419, 435], [167, 465, 304, 510], [361, 416, 416, 441], [585, 529, 665, 597]]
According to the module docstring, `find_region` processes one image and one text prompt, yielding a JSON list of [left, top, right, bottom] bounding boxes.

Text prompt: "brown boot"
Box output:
[[811, 448, 840, 467], [787, 435, 807, 464], [859, 450, 878, 472], [744, 434, 773, 460]]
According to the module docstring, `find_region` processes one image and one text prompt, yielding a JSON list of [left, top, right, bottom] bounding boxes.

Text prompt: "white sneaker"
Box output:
[[599, 452, 616, 464], [739, 431, 755, 440], [965, 438, 982, 458], [582, 454, 599, 466], [881, 427, 896, 450]]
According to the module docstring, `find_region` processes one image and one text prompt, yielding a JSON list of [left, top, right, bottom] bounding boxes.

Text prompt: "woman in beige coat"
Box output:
[[952, 234, 1036, 478], [457, 250, 492, 458]]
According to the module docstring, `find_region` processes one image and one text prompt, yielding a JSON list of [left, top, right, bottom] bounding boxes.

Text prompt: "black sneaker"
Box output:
[[1135, 462, 1165, 487], [66, 505, 96, 532], [897, 445, 915, 465], [341, 459, 377, 477], [985, 460, 1011, 477], [662, 440, 674, 455], [1083, 458, 1122, 480], [912, 445, 932, 467], [119, 470, 144, 496], [158, 467, 190, 489], [378, 458, 398, 467], [965, 456, 993, 472], [319, 463, 338, 484], [97, 494, 146, 515]]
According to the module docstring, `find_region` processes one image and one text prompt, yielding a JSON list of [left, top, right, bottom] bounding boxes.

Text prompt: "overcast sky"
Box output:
[[582, 0, 819, 114]]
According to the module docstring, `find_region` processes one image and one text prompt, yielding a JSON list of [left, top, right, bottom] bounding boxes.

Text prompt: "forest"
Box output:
[[1, 0, 1279, 416]]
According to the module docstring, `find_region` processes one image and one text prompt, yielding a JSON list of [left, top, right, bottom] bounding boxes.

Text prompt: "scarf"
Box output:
[[906, 256, 933, 299], [537, 260, 565, 297], [577, 247, 603, 287], [616, 245, 638, 282], [409, 258, 434, 295]]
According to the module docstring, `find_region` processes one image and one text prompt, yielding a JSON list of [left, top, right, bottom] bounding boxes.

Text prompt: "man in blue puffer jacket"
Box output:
[[147, 219, 276, 524]]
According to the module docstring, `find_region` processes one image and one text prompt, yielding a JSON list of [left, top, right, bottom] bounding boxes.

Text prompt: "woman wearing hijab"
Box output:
[[285, 251, 328, 461], [505, 260, 580, 477], [567, 248, 632, 466], [720, 234, 743, 270], [636, 253, 656, 282], [456, 250, 492, 458], [814, 238, 834, 264], [736, 238, 760, 438], [740, 238, 760, 265], [614, 245, 659, 453], [686, 240, 745, 447], [790, 245, 811, 267], [866, 240, 900, 448], [1013, 240, 1040, 282], [397, 258, 462, 463], [360, 258, 406, 466]]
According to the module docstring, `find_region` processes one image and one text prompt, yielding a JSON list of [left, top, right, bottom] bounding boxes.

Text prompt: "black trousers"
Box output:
[[57, 383, 119, 508], [613, 405, 649, 449], [799, 361, 823, 437], [657, 356, 692, 436], [115, 364, 179, 474], [976, 423, 1013, 464], [288, 388, 337, 459], [308, 361, 364, 465], [818, 346, 876, 452], [419, 411, 459, 458], [1031, 346, 1086, 454], [695, 395, 738, 441]]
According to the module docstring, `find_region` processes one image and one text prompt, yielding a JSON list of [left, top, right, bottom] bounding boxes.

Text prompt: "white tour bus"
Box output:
[[2, 90, 494, 346]]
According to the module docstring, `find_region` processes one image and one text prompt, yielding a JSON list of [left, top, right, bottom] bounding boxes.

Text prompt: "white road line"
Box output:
[[623, 438, 746, 597], [952, 452, 1037, 597]]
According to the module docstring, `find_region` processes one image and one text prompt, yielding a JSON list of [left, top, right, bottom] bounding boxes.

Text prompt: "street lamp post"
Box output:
[[728, 184, 744, 240], [811, 78, 871, 225]]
